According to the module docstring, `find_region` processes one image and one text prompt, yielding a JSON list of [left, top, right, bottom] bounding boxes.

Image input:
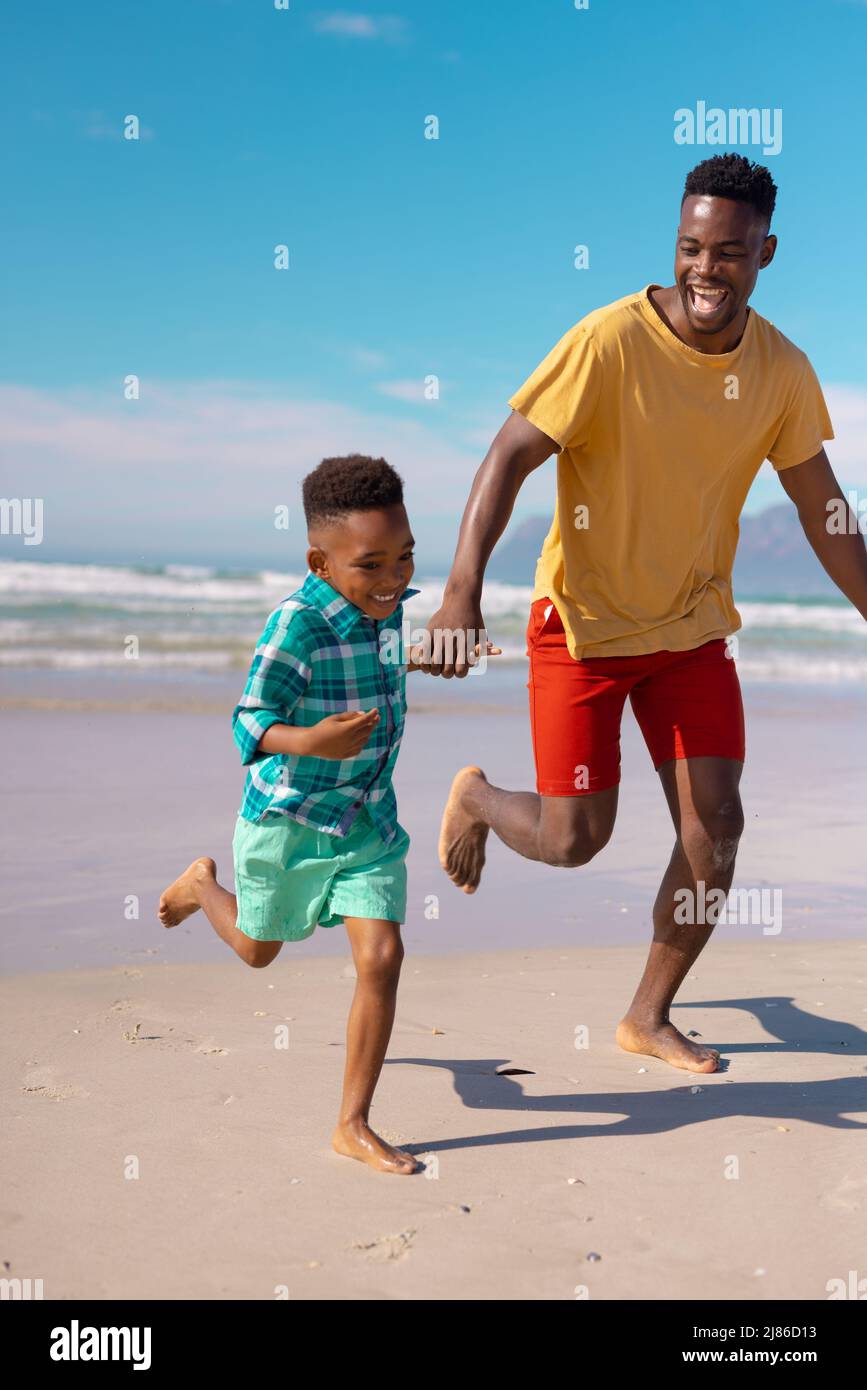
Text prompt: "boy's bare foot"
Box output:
[[158, 857, 216, 927], [438, 765, 489, 894], [332, 1120, 420, 1174], [616, 1014, 721, 1073]]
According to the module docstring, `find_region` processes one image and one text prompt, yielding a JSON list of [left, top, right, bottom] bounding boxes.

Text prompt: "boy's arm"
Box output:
[[259, 710, 379, 757], [232, 613, 381, 762], [777, 450, 867, 620], [231, 615, 314, 765]]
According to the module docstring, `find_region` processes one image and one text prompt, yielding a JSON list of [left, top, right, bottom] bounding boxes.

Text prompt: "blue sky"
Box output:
[[2, 0, 866, 570]]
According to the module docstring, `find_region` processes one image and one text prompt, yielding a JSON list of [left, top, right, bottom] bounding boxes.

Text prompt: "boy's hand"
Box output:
[[305, 709, 379, 759]]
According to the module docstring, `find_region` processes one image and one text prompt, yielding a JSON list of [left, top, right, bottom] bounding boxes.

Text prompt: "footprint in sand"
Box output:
[[21, 1083, 88, 1101], [351, 1228, 416, 1263], [821, 1174, 867, 1213], [122, 1022, 166, 1042]]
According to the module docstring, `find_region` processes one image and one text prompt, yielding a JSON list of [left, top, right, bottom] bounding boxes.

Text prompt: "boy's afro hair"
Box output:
[[683, 153, 777, 228], [302, 454, 404, 527]]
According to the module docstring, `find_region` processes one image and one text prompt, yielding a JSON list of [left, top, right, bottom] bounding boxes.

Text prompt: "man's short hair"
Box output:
[[683, 153, 777, 229]]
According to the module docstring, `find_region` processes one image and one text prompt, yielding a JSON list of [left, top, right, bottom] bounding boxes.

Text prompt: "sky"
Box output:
[[1, 0, 866, 572]]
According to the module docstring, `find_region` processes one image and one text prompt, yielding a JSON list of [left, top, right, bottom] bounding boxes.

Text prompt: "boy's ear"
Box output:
[[307, 544, 330, 579]]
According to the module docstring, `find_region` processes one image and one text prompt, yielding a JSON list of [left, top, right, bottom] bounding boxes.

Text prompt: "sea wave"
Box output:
[[0, 559, 864, 683]]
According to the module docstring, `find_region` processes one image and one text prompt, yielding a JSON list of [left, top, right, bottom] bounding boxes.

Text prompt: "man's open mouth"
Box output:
[[687, 283, 729, 317]]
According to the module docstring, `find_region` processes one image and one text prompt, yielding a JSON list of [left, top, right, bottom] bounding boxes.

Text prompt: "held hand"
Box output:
[[305, 709, 379, 759], [408, 635, 502, 672], [417, 597, 494, 678]]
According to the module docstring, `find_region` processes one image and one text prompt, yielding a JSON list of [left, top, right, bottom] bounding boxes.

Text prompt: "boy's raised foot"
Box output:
[[438, 765, 489, 894], [158, 857, 216, 927], [332, 1119, 420, 1174]]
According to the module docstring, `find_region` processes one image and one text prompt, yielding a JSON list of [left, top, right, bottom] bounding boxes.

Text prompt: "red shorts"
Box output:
[[527, 598, 745, 795]]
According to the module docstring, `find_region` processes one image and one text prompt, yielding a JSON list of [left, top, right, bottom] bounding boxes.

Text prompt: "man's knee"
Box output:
[[542, 821, 614, 868], [683, 797, 745, 871]]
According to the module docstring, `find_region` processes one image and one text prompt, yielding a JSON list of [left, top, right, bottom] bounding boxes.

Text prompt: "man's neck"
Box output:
[[649, 284, 750, 355]]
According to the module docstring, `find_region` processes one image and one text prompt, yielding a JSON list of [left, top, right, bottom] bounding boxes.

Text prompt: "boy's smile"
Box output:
[[307, 502, 415, 620]]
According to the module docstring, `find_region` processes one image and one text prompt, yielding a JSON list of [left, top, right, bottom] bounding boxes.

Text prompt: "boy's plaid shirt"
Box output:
[[232, 572, 420, 843]]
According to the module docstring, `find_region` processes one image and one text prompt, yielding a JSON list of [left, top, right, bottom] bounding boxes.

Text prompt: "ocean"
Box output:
[[1, 558, 865, 687]]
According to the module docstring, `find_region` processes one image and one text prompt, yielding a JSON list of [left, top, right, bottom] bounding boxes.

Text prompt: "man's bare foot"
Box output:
[[616, 1014, 721, 1073], [438, 765, 489, 894], [332, 1120, 420, 1174], [158, 857, 216, 927]]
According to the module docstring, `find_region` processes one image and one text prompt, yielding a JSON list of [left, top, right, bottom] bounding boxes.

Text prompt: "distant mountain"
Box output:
[[486, 503, 837, 598]]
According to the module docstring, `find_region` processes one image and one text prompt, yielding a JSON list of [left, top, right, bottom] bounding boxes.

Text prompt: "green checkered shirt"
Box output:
[[232, 572, 419, 842]]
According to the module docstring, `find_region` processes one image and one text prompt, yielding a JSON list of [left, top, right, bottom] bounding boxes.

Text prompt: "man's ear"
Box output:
[[760, 233, 777, 269]]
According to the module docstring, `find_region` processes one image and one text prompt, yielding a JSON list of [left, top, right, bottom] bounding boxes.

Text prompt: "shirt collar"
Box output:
[[300, 572, 420, 637]]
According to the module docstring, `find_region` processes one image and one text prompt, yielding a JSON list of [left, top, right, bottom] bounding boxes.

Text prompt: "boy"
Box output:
[[159, 455, 424, 1174]]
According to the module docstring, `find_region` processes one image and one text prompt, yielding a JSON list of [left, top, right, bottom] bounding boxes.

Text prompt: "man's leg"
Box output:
[[439, 594, 626, 890], [616, 755, 744, 1072], [439, 767, 619, 892]]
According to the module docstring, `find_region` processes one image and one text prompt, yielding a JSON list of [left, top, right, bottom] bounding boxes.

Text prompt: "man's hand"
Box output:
[[304, 709, 380, 759], [418, 592, 488, 678], [410, 616, 501, 676]]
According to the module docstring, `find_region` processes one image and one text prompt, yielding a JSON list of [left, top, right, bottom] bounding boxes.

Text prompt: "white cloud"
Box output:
[[750, 383, 867, 506], [2, 378, 861, 564], [0, 381, 475, 560], [313, 12, 407, 42], [78, 109, 155, 141], [462, 418, 508, 450], [823, 385, 867, 484], [350, 346, 388, 369], [376, 379, 437, 403]]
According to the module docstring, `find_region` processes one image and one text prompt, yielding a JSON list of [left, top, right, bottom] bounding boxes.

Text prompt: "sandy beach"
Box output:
[[1, 670, 865, 1300], [3, 940, 866, 1301]]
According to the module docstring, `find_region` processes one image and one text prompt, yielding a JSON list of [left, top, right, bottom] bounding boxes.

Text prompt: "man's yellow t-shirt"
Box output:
[[507, 284, 834, 660]]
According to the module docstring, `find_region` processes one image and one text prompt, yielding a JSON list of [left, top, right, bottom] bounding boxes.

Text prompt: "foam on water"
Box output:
[[1, 559, 864, 683]]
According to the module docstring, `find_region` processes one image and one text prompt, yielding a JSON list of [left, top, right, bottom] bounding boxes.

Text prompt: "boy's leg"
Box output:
[[332, 917, 418, 1175], [616, 755, 744, 1072], [158, 858, 282, 968]]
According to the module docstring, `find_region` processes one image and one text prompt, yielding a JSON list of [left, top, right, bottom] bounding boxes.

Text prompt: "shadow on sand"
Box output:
[[391, 996, 867, 1154]]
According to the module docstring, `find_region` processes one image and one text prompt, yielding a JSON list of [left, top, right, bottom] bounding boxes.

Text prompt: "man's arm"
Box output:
[[776, 449, 867, 620], [421, 410, 559, 677]]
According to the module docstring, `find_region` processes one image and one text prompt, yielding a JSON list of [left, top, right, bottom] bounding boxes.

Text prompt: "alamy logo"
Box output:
[[379, 622, 489, 675], [0, 497, 43, 544], [0, 1277, 43, 1299], [49, 1320, 152, 1370], [826, 1270, 867, 1300], [674, 881, 782, 936], [674, 101, 782, 156]]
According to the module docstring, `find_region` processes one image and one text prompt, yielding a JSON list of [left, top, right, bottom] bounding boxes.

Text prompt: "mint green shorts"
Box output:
[[232, 806, 410, 942]]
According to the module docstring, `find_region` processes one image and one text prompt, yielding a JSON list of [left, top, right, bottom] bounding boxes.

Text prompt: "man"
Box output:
[[422, 153, 867, 1074]]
